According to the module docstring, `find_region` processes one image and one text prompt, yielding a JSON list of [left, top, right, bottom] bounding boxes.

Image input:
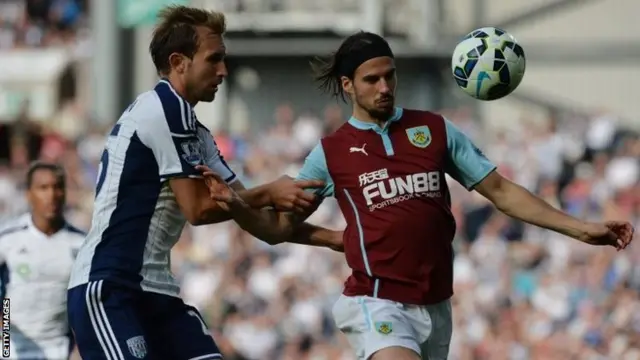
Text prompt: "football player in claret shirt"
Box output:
[[199, 31, 634, 360]]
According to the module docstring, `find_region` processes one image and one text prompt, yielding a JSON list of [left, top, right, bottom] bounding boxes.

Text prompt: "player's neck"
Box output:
[[31, 215, 65, 236], [352, 107, 389, 128], [164, 76, 198, 106]]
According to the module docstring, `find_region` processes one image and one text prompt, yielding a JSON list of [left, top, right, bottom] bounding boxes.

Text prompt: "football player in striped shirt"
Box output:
[[66, 5, 341, 360]]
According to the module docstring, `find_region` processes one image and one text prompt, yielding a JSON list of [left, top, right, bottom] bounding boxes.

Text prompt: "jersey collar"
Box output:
[[27, 215, 68, 239], [347, 107, 403, 134]]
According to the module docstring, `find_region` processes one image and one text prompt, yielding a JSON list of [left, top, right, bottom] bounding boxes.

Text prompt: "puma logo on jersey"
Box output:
[[349, 144, 368, 156]]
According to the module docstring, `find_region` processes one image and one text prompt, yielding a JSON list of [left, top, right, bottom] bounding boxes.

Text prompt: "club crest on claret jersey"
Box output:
[[405, 126, 432, 148]]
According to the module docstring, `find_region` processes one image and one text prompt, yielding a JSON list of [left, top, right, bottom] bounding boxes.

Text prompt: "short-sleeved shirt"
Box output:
[[297, 107, 496, 304], [68, 80, 237, 297], [0, 214, 84, 343], [298, 111, 493, 195]]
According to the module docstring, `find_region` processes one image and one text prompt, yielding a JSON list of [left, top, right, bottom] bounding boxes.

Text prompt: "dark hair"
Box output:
[[26, 161, 65, 189], [311, 31, 392, 102], [149, 5, 226, 75]]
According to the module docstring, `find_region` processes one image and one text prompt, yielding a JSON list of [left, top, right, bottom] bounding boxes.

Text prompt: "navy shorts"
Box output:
[[67, 280, 222, 360]]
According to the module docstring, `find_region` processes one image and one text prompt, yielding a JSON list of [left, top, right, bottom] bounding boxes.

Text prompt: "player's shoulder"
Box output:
[[321, 121, 356, 141], [0, 224, 28, 240], [398, 108, 448, 134], [63, 222, 87, 238], [121, 80, 198, 138], [400, 108, 444, 122], [150, 79, 198, 135], [0, 214, 29, 241], [317, 127, 344, 152], [112, 90, 164, 136], [129, 90, 163, 116], [194, 120, 214, 140], [61, 223, 86, 248], [320, 118, 370, 153]]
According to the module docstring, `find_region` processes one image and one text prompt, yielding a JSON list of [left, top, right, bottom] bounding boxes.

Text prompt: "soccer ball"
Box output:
[[451, 27, 526, 101]]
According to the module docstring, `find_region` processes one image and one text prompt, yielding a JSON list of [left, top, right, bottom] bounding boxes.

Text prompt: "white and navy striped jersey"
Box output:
[[0, 214, 84, 355], [68, 79, 237, 297]]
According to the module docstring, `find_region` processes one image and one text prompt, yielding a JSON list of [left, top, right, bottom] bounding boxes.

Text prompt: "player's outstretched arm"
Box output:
[[171, 178, 233, 224], [236, 205, 343, 251], [474, 171, 634, 249], [228, 176, 343, 251], [171, 176, 324, 225], [289, 219, 344, 252], [444, 117, 634, 250], [198, 166, 343, 251], [140, 100, 324, 225]]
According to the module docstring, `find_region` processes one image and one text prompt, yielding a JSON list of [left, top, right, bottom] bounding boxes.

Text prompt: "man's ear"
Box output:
[[168, 53, 187, 74], [341, 76, 353, 98]]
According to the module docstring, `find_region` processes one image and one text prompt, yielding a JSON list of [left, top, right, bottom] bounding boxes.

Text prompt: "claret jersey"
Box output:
[[297, 107, 496, 305]]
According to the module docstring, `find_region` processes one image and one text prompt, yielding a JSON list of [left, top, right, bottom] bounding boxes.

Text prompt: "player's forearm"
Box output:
[[223, 199, 342, 251], [197, 206, 233, 224], [223, 198, 292, 244], [491, 180, 587, 240], [195, 185, 272, 225], [288, 223, 344, 252], [236, 184, 273, 208]]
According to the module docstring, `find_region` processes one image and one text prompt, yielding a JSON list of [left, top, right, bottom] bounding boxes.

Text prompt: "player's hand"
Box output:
[[579, 221, 634, 250], [196, 165, 241, 204], [267, 175, 325, 212]]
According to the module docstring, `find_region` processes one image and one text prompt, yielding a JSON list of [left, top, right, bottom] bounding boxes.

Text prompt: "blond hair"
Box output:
[[149, 5, 226, 75]]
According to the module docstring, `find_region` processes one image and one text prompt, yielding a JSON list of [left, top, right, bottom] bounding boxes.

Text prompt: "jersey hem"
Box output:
[[68, 278, 182, 298], [160, 172, 201, 181]]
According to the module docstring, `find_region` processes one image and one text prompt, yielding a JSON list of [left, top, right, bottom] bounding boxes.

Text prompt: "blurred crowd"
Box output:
[[1, 1, 640, 360], [0, 0, 87, 49]]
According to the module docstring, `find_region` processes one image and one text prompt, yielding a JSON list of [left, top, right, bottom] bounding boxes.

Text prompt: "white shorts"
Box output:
[[332, 295, 452, 360], [8, 336, 71, 360]]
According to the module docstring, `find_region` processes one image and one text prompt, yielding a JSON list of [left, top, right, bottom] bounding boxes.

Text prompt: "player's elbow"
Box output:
[[324, 231, 345, 252], [185, 202, 231, 226], [474, 171, 513, 211], [184, 211, 209, 226], [330, 242, 345, 252], [171, 178, 232, 226], [181, 206, 202, 225], [482, 181, 525, 216], [236, 224, 288, 246], [258, 212, 294, 245], [262, 234, 287, 246], [261, 222, 292, 245], [186, 216, 205, 226]]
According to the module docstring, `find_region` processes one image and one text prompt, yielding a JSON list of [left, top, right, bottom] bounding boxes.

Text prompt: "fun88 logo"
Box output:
[[359, 169, 442, 211]]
